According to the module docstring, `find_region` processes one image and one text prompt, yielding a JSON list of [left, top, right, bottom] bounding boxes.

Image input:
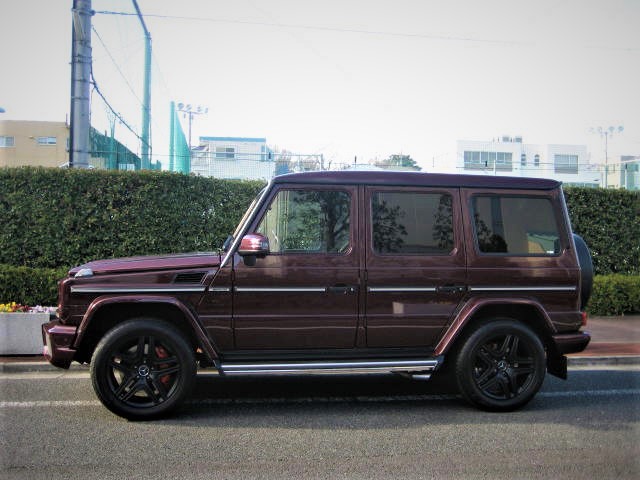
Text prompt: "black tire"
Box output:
[[573, 234, 593, 310], [90, 318, 196, 420], [455, 320, 546, 411]]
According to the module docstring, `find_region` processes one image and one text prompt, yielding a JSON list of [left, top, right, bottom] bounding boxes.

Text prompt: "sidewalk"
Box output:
[[566, 315, 640, 366], [1, 315, 639, 373]]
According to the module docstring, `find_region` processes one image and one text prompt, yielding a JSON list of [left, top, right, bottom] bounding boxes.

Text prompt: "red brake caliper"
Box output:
[[154, 345, 172, 386]]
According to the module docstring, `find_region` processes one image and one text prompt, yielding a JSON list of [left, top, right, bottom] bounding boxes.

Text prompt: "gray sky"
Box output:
[[2, 0, 639, 170]]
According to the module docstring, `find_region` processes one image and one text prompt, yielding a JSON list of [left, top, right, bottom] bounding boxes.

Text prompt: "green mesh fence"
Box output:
[[169, 101, 190, 174]]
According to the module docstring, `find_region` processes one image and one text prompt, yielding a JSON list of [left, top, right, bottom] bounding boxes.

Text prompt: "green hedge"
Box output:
[[0, 264, 66, 306], [564, 187, 640, 275], [0, 167, 264, 269], [587, 274, 640, 316], [1, 168, 639, 315]]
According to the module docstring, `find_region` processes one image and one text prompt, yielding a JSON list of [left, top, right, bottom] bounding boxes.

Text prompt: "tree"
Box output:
[[375, 154, 421, 171]]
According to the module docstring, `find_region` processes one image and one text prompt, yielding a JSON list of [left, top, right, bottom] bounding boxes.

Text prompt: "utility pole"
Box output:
[[132, 0, 152, 169], [69, 0, 93, 168]]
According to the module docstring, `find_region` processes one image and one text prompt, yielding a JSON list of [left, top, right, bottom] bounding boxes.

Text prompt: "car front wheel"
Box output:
[[455, 320, 546, 411], [90, 318, 196, 420]]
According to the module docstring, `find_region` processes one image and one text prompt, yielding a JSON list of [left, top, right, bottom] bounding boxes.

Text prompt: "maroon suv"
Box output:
[[43, 171, 592, 419]]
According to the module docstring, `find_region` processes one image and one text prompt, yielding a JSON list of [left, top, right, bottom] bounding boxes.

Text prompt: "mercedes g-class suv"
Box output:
[[43, 171, 592, 419]]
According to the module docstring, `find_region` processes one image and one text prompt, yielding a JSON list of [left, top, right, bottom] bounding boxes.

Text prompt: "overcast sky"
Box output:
[[2, 0, 638, 170]]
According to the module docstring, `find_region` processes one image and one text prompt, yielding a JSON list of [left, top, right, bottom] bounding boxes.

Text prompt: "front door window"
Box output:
[[256, 190, 351, 254]]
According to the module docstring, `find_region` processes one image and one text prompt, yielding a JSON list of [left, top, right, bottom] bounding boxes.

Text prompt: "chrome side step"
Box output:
[[218, 357, 442, 379]]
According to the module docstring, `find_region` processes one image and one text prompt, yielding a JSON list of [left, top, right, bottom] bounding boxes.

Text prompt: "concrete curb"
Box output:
[[567, 355, 640, 367], [2, 356, 639, 374]]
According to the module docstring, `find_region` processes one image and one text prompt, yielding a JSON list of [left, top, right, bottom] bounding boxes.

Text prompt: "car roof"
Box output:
[[273, 170, 561, 190]]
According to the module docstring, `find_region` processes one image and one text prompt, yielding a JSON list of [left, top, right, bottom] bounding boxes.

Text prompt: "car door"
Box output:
[[232, 184, 360, 350], [364, 186, 467, 348]]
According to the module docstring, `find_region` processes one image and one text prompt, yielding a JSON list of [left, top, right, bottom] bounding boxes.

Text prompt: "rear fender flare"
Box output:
[[435, 297, 556, 356]]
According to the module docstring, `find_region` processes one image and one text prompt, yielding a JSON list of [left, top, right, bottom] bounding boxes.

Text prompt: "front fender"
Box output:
[[73, 295, 219, 361]]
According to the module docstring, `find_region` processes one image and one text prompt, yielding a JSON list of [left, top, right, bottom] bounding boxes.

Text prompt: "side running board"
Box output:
[[218, 357, 443, 379]]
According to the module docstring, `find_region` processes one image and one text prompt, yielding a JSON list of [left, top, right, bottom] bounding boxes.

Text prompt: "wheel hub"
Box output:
[[137, 364, 150, 377]]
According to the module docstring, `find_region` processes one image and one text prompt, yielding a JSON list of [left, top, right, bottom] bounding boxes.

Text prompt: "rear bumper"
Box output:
[[547, 331, 591, 379], [41, 320, 78, 369], [552, 331, 591, 355]]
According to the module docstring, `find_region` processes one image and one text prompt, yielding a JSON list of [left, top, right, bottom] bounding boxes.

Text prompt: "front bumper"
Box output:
[[42, 320, 78, 369]]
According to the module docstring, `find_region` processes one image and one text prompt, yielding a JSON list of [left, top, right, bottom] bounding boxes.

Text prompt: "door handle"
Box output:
[[327, 284, 357, 294], [437, 285, 467, 294]]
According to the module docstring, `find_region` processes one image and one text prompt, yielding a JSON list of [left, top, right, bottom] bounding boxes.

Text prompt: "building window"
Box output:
[[37, 136, 57, 145], [521, 154, 527, 167], [0, 136, 15, 147], [554, 154, 578, 174], [464, 151, 512, 171], [534, 154, 540, 167], [215, 147, 235, 159]]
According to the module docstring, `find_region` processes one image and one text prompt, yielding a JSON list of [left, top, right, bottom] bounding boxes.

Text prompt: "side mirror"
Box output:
[[238, 233, 270, 258]]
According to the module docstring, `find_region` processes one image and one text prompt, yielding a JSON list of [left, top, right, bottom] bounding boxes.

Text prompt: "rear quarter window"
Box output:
[[472, 195, 561, 255]]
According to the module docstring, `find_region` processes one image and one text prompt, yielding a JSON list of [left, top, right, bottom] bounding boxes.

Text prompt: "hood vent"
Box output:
[[173, 272, 206, 284]]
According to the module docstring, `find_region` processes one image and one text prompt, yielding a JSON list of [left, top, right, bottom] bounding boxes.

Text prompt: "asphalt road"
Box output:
[[1, 367, 639, 480]]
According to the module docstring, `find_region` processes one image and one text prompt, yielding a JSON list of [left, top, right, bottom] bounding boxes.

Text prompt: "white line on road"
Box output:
[[1, 389, 638, 409]]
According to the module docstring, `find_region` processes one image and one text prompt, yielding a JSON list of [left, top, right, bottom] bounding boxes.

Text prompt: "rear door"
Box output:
[[232, 184, 360, 350], [364, 186, 466, 348]]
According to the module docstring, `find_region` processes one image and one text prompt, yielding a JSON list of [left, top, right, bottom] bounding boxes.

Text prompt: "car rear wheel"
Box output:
[[455, 320, 546, 411], [90, 318, 196, 420]]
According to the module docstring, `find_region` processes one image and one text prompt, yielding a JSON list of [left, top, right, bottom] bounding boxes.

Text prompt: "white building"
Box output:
[[457, 136, 599, 187], [191, 136, 276, 180]]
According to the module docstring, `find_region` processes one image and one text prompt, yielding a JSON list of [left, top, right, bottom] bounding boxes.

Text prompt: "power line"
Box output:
[[90, 69, 148, 150], [92, 26, 143, 107], [93, 10, 639, 52], [93, 10, 529, 46]]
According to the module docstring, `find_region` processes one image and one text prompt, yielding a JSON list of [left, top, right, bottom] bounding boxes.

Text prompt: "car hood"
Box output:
[[69, 252, 222, 276]]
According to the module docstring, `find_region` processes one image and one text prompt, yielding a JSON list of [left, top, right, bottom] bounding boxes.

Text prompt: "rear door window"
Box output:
[[371, 192, 454, 255], [472, 195, 560, 255]]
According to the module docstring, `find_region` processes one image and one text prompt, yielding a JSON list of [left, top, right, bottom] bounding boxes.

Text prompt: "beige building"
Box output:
[[0, 120, 70, 168]]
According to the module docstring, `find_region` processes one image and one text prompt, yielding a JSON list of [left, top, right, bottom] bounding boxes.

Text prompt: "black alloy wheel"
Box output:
[[90, 318, 196, 420], [455, 320, 546, 411]]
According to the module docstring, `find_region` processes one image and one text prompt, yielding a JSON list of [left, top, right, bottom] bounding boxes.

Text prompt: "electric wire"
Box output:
[[92, 26, 144, 107]]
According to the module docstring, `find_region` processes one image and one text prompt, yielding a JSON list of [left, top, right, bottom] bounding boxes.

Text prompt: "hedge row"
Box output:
[[0, 264, 66, 306], [564, 187, 640, 275], [587, 274, 640, 316], [0, 167, 264, 269]]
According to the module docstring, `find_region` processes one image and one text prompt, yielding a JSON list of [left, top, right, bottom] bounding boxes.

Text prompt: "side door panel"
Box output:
[[232, 185, 360, 350], [364, 186, 466, 348]]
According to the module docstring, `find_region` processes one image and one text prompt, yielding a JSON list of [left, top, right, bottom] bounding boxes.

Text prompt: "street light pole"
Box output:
[[591, 126, 624, 188], [176, 103, 208, 150]]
